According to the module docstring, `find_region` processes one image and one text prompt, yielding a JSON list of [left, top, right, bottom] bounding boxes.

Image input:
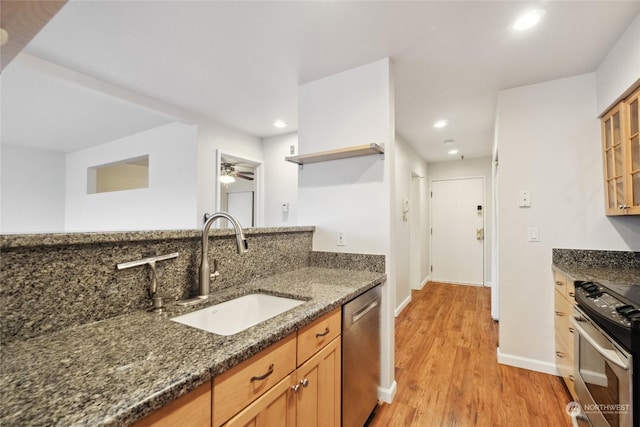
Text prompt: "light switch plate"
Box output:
[[336, 230, 346, 246], [519, 191, 531, 208], [528, 227, 539, 242]]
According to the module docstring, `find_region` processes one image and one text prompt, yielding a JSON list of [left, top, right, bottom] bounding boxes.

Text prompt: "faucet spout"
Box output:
[[199, 211, 248, 298]]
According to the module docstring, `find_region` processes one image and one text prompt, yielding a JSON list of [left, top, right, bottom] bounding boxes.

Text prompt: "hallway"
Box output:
[[369, 282, 572, 427]]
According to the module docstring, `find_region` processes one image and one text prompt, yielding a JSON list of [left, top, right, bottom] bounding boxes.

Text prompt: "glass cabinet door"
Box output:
[[602, 104, 627, 214], [626, 88, 640, 214]]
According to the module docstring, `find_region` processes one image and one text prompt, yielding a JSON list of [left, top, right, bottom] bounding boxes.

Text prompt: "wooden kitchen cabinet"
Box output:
[[294, 337, 341, 427], [602, 86, 640, 215], [553, 270, 577, 400], [132, 382, 211, 427], [223, 337, 341, 427], [214, 308, 342, 427], [222, 374, 296, 427], [213, 333, 297, 426]]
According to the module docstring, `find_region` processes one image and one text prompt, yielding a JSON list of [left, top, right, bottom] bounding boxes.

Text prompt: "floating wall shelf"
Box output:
[[285, 143, 385, 165]]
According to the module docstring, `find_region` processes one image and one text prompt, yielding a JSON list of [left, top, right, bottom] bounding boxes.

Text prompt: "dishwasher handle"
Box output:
[[352, 298, 379, 324]]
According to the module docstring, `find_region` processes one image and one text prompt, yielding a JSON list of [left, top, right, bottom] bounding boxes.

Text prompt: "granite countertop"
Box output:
[[0, 267, 385, 427], [552, 263, 640, 286]]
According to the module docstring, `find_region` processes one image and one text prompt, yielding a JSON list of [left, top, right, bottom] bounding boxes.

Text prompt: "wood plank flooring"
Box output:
[[368, 282, 572, 427]]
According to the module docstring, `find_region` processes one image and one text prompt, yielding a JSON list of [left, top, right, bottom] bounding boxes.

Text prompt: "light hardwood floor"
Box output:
[[368, 282, 572, 427]]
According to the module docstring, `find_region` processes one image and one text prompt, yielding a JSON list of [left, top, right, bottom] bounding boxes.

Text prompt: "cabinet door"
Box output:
[[602, 103, 628, 215], [213, 334, 296, 426], [223, 375, 296, 427], [624, 87, 640, 215], [133, 382, 211, 427], [294, 337, 341, 427]]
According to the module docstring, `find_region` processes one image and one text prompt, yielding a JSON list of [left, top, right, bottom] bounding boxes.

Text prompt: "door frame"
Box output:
[[429, 176, 486, 286], [215, 150, 264, 227]]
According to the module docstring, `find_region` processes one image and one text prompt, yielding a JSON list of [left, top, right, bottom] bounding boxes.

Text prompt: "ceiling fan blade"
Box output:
[[236, 170, 254, 175], [235, 173, 255, 181]]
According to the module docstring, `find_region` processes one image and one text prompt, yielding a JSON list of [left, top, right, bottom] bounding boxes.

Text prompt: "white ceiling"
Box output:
[[3, 1, 639, 162]]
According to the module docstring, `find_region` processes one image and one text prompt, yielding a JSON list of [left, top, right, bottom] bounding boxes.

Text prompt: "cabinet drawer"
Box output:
[[554, 291, 574, 334], [555, 330, 576, 399], [297, 308, 341, 366], [221, 374, 296, 427], [566, 280, 576, 301], [133, 382, 211, 427], [553, 271, 569, 298], [213, 333, 296, 426]]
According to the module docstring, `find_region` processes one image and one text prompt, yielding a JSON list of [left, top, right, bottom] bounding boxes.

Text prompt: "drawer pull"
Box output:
[[250, 364, 274, 382], [568, 292, 575, 298], [556, 351, 565, 358], [569, 327, 575, 334], [569, 375, 575, 382], [556, 281, 564, 286], [315, 327, 330, 338], [555, 311, 564, 316]]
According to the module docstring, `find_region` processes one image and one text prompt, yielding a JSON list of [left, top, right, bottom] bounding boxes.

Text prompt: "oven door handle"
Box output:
[[571, 317, 629, 370]]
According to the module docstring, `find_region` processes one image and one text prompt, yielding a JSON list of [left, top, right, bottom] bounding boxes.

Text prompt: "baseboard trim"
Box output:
[[496, 347, 560, 376], [378, 380, 397, 403], [412, 276, 430, 290], [395, 295, 411, 317]]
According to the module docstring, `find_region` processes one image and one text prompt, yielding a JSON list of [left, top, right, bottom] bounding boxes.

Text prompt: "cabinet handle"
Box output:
[[568, 292, 575, 298], [569, 375, 575, 382], [250, 364, 274, 382], [569, 327, 575, 334], [291, 384, 300, 393], [315, 327, 330, 338], [300, 378, 309, 388], [555, 311, 564, 316], [556, 351, 565, 358], [555, 281, 564, 286]]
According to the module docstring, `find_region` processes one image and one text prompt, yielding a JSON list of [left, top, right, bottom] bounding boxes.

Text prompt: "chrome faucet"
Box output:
[[177, 211, 248, 306], [199, 211, 248, 297]]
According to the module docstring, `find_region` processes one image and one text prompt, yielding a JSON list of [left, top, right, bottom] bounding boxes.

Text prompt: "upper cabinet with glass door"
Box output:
[[602, 87, 640, 216]]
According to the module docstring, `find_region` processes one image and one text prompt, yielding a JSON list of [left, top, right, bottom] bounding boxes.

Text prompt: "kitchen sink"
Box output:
[[171, 293, 305, 336]]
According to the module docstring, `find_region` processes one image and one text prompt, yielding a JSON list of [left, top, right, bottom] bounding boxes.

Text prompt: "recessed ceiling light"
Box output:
[[273, 120, 287, 128], [433, 120, 448, 128], [448, 149, 459, 155], [513, 9, 545, 31]]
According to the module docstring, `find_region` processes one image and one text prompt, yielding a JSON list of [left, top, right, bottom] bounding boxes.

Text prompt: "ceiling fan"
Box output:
[[220, 162, 254, 184]]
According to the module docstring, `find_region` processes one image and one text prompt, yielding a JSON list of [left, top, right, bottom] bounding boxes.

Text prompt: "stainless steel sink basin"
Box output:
[[171, 293, 305, 336]]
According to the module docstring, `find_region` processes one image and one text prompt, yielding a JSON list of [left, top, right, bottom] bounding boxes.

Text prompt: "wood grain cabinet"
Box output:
[[553, 270, 577, 400], [133, 308, 343, 427], [132, 382, 211, 427], [602, 86, 640, 215], [217, 308, 342, 427]]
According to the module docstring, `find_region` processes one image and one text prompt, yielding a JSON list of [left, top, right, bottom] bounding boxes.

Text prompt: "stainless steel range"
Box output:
[[573, 280, 640, 427]]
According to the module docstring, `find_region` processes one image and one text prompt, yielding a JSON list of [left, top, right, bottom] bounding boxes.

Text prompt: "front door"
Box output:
[[431, 177, 484, 285]]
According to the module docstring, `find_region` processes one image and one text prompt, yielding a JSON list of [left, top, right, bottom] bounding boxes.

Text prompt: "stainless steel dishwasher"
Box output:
[[342, 284, 381, 427]]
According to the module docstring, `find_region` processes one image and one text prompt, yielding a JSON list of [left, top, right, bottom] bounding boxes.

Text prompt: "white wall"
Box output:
[[495, 73, 640, 375], [65, 122, 199, 231], [394, 136, 428, 314], [0, 145, 66, 233], [428, 157, 493, 285], [262, 132, 299, 227], [596, 14, 640, 115], [297, 58, 396, 402], [196, 121, 263, 226]]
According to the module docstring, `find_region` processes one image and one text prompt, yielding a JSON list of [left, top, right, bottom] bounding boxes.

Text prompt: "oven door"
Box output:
[[573, 306, 633, 427]]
